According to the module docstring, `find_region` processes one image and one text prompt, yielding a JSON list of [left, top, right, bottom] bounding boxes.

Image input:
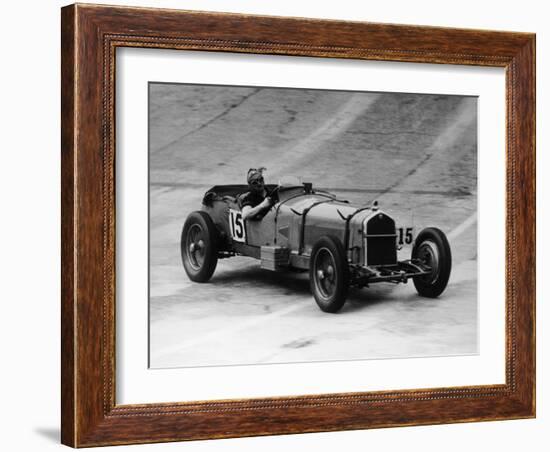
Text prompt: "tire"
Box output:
[[411, 227, 452, 298], [309, 235, 349, 313], [181, 211, 219, 282]]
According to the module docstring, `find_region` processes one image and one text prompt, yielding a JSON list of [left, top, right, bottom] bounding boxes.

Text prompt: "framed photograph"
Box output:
[[61, 3, 535, 447]]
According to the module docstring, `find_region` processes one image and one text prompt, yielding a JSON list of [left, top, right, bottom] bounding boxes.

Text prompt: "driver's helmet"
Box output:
[[247, 167, 266, 188]]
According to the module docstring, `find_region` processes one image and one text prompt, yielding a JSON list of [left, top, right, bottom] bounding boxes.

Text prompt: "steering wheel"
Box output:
[[267, 185, 281, 204]]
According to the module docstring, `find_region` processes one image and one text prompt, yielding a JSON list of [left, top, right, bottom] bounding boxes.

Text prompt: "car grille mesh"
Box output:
[[365, 213, 397, 266]]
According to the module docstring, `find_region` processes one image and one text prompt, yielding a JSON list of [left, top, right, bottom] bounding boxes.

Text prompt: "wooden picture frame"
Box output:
[[61, 3, 535, 447]]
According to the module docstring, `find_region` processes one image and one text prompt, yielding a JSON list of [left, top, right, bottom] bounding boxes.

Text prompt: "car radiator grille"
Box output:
[[365, 213, 397, 266]]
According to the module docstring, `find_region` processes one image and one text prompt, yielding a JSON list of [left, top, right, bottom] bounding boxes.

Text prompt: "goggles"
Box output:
[[249, 177, 264, 187]]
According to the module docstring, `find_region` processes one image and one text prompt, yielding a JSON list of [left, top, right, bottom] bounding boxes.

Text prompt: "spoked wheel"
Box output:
[[310, 236, 349, 313], [411, 227, 452, 298], [181, 211, 218, 282]]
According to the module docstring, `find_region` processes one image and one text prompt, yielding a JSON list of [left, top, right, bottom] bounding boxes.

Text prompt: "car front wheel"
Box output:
[[181, 211, 219, 282], [309, 235, 349, 313], [411, 227, 452, 297]]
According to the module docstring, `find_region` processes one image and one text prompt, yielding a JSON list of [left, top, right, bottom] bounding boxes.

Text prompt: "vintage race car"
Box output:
[[181, 182, 451, 313]]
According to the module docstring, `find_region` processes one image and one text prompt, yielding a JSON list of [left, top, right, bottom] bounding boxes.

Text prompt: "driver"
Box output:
[[240, 167, 273, 221]]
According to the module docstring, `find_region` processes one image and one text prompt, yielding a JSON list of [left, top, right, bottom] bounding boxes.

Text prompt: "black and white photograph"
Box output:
[[3, 0, 544, 450], [148, 83, 478, 369]]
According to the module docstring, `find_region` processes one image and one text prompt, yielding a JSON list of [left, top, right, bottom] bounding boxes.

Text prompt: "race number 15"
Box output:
[[229, 209, 246, 243], [397, 227, 414, 245]]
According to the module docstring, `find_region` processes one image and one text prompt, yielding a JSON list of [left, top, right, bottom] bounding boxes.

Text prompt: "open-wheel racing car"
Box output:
[[181, 181, 452, 313]]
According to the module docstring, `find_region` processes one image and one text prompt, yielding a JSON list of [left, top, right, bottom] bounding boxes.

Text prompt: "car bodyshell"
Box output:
[[201, 183, 430, 286]]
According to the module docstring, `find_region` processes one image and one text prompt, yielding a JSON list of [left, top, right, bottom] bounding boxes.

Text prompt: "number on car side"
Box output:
[[229, 209, 246, 243]]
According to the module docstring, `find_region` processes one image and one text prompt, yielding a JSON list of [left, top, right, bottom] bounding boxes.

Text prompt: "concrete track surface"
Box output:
[[148, 84, 478, 368]]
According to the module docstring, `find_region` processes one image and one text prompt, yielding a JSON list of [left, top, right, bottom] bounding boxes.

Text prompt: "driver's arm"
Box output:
[[242, 197, 272, 221]]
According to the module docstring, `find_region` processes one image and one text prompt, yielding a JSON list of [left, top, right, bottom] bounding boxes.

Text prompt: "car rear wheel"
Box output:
[[310, 236, 349, 313], [411, 227, 452, 297], [181, 211, 219, 282]]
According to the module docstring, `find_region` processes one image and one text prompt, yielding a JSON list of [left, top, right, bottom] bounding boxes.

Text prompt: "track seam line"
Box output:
[[152, 87, 261, 153], [376, 98, 476, 199], [268, 93, 381, 176], [152, 301, 309, 362], [447, 211, 477, 241]]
